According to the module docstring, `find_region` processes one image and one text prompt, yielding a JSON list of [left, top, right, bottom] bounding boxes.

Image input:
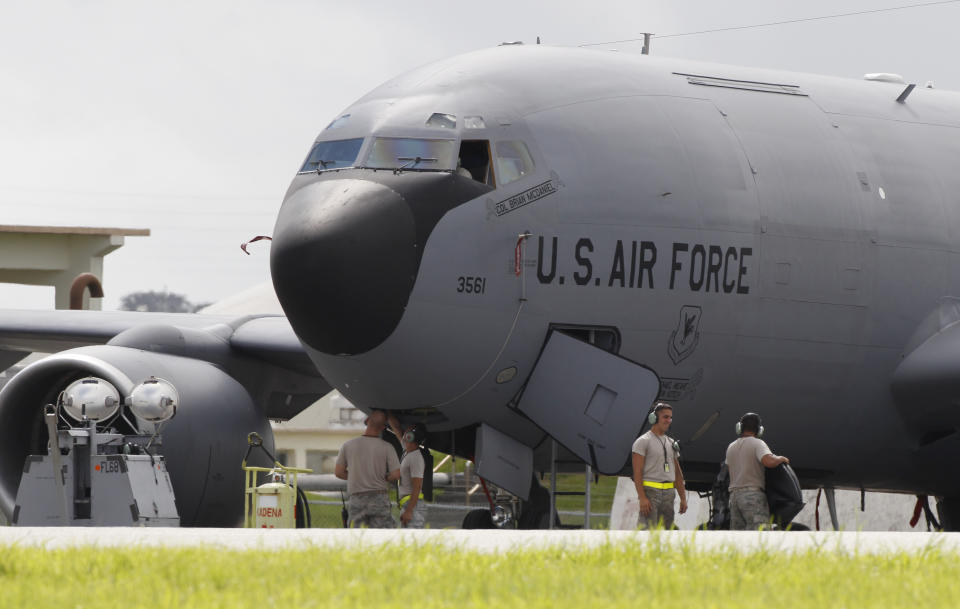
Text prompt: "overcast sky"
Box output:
[[1, 0, 956, 310]]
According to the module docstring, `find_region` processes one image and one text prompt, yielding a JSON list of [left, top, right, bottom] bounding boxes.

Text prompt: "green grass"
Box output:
[[545, 473, 617, 511], [1, 538, 957, 608]]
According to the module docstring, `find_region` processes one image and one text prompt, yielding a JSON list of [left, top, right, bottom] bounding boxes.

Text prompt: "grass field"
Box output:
[[2, 537, 958, 608]]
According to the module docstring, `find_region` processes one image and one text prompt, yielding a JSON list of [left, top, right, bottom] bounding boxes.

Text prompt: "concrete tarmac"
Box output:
[[1, 528, 958, 554]]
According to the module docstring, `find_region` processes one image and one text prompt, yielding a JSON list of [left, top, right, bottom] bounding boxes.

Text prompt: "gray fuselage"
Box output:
[[271, 46, 960, 494]]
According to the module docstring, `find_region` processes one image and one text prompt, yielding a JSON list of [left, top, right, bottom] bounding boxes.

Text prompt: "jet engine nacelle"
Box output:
[[0, 344, 273, 526]]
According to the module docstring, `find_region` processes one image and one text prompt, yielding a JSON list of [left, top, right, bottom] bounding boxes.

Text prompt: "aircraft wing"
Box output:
[[0, 309, 236, 353], [0, 309, 328, 419], [228, 315, 321, 376]]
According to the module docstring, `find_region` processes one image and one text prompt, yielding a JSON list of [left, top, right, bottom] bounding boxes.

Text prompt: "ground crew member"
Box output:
[[334, 409, 401, 528], [725, 412, 789, 530], [632, 402, 687, 529], [388, 415, 427, 528]]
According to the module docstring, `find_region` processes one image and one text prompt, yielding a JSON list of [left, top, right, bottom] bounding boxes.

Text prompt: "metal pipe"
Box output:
[[69, 273, 104, 310], [43, 405, 70, 524], [584, 464, 592, 529], [549, 439, 558, 530], [433, 454, 452, 473], [825, 486, 840, 530]]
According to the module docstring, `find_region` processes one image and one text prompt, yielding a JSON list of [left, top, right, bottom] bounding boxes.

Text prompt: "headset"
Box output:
[[647, 402, 672, 426], [735, 412, 764, 438], [402, 424, 426, 445]]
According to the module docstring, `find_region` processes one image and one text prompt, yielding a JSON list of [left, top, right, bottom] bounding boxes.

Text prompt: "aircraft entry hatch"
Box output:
[[517, 331, 660, 475]]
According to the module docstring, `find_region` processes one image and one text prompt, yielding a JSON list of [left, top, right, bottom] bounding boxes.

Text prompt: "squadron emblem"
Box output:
[[668, 305, 702, 365]]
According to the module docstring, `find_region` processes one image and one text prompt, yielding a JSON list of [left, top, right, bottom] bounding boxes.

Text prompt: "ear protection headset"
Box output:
[[647, 402, 672, 425], [735, 412, 764, 438], [402, 424, 427, 445]]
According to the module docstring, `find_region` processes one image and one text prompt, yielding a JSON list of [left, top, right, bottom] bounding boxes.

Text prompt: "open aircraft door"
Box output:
[[516, 331, 661, 475]]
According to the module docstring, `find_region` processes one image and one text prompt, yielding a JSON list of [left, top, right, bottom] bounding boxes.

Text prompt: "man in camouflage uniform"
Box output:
[[335, 409, 401, 528], [725, 412, 790, 530], [632, 402, 687, 529]]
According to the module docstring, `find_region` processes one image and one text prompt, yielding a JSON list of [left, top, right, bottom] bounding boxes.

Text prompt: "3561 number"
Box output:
[[457, 276, 486, 294]]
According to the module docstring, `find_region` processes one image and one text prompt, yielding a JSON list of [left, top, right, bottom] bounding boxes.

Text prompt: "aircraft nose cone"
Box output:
[[271, 179, 418, 355]]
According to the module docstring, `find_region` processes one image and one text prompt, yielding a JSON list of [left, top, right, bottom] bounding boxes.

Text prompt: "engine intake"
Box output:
[[0, 345, 273, 526]]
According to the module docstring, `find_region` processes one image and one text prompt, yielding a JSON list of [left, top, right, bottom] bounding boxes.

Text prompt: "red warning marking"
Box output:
[[515, 238, 523, 276]]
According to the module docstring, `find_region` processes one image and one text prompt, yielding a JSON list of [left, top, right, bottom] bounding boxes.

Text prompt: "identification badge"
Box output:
[[664, 463, 670, 473]]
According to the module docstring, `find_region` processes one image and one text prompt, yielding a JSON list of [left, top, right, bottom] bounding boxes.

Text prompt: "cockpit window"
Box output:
[[495, 141, 535, 185], [457, 140, 495, 186], [299, 138, 364, 173], [363, 137, 456, 171], [464, 116, 486, 129], [325, 114, 351, 130], [426, 113, 457, 129]]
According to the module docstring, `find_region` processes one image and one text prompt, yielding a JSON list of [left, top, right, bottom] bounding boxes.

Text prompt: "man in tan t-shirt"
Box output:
[[725, 412, 789, 530], [335, 409, 401, 528], [632, 402, 687, 529]]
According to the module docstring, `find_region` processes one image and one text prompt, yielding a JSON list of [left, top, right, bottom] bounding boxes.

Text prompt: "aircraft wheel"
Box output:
[[784, 522, 810, 531], [462, 508, 494, 529], [517, 479, 561, 529]]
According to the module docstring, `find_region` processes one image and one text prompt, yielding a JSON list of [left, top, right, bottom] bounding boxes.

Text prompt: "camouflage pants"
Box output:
[[400, 500, 427, 529], [348, 492, 396, 528], [638, 487, 676, 530], [730, 488, 770, 530]]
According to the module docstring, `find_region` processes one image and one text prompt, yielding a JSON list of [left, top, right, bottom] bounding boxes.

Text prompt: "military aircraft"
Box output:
[[1, 44, 959, 528]]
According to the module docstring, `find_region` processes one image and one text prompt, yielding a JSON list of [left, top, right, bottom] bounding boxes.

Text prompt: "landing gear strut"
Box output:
[[935, 496, 959, 530]]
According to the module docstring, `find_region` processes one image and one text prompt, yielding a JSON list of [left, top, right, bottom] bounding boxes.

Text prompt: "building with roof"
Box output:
[[0, 225, 149, 310]]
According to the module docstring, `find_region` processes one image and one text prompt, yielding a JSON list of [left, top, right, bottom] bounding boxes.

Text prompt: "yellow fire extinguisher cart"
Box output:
[[242, 432, 312, 529]]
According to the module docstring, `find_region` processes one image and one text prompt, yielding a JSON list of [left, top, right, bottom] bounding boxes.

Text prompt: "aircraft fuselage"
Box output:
[[271, 46, 960, 496]]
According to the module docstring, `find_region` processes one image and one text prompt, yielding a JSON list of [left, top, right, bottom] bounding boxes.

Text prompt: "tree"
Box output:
[[119, 290, 208, 313]]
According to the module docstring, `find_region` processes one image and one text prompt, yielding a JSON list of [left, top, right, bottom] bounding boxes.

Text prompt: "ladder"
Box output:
[[547, 438, 595, 530]]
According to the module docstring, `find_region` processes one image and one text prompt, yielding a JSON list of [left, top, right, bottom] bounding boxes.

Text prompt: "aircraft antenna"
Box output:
[[896, 83, 917, 103]]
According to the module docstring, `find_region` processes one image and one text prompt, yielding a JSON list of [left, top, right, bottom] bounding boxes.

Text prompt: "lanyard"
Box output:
[[657, 434, 670, 473]]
